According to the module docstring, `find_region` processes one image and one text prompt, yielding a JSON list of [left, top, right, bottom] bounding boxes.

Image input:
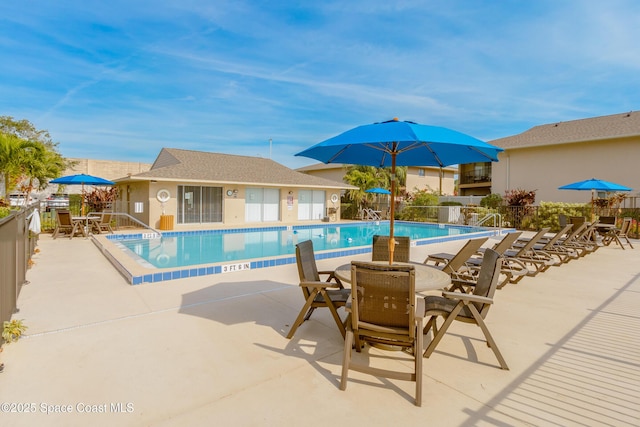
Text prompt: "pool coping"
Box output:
[[91, 221, 514, 285]]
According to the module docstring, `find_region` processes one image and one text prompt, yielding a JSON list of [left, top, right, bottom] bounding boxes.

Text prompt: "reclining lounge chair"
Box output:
[[423, 237, 488, 284], [427, 232, 526, 290]]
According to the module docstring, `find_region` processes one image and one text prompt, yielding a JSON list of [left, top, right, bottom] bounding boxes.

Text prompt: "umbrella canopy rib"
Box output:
[[420, 142, 444, 168]]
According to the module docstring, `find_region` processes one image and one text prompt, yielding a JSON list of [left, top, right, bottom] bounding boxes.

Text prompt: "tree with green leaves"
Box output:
[[343, 165, 406, 208], [0, 132, 36, 196], [0, 116, 69, 199], [344, 166, 378, 208]]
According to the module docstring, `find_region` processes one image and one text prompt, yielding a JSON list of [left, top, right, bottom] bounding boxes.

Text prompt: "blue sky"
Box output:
[[1, 1, 639, 169]]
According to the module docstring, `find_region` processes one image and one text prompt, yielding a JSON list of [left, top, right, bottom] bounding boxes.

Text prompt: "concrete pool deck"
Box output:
[[1, 233, 639, 426]]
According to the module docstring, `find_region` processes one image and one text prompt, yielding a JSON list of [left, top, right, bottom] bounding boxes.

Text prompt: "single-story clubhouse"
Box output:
[[114, 148, 356, 230]]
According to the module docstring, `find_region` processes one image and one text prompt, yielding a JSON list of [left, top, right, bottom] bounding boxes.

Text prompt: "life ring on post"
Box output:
[[330, 193, 339, 204], [156, 189, 170, 203]]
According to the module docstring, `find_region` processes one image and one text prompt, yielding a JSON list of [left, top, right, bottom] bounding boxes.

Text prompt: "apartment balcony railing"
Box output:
[[459, 172, 492, 185]]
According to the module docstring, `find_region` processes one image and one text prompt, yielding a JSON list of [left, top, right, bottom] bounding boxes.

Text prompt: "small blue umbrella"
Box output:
[[50, 173, 114, 214], [558, 178, 632, 192], [366, 188, 391, 214], [365, 187, 391, 195], [50, 173, 115, 187], [296, 118, 503, 263]]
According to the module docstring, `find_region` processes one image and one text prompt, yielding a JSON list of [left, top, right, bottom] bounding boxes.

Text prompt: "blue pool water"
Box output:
[[111, 221, 487, 269]]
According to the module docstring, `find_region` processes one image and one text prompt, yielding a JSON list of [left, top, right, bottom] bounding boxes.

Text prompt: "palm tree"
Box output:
[[0, 132, 38, 196], [20, 142, 66, 202], [344, 165, 407, 214], [344, 166, 377, 208], [0, 116, 68, 200]]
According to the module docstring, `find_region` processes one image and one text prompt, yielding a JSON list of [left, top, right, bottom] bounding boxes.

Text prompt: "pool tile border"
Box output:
[[94, 222, 513, 285]]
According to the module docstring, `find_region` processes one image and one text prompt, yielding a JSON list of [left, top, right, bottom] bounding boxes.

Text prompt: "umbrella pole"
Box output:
[[388, 153, 397, 265]]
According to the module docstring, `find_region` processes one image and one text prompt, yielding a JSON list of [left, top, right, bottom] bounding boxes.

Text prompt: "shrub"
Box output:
[[504, 188, 536, 206], [86, 187, 118, 212], [408, 189, 439, 206], [537, 202, 588, 231], [480, 193, 502, 208], [340, 202, 359, 220], [504, 189, 536, 228], [2, 319, 27, 343], [0, 206, 11, 219], [398, 189, 439, 221]]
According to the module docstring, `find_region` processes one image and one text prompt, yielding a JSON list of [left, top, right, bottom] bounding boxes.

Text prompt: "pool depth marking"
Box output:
[[221, 262, 251, 273]]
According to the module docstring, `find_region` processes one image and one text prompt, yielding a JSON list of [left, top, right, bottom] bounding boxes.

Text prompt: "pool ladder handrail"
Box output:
[[472, 212, 502, 229]]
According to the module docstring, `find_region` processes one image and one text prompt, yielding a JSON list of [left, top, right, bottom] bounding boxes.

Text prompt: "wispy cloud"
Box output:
[[0, 0, 638, 169]]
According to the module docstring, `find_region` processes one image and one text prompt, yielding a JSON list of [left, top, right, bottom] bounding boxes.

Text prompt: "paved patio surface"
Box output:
[[1, 233, 639, 426]]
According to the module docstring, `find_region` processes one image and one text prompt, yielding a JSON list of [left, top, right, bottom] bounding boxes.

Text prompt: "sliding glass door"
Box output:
[[245, 188, 280, 222], [177, 186, 222, 224], [297, 190, 325, 221]]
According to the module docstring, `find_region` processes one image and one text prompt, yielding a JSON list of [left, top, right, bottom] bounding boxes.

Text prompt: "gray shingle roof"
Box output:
[[490, 111, 640, 149], [120, 148, 354, 189]]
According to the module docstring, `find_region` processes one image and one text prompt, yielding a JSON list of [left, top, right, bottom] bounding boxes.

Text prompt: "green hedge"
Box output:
[[537, 202, 589, 231], [0, 207, 11, 219]]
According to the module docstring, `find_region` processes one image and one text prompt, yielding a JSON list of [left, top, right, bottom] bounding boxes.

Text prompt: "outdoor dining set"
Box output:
[[51, 209, 114, 239], [285, 215, 633, 406]]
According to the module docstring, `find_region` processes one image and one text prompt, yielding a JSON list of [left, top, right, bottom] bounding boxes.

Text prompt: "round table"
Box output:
[[594, 223, 616, 231], [593, 223, 616, 243], [72, 216, 101, 237], [333, 261, 451, 292]]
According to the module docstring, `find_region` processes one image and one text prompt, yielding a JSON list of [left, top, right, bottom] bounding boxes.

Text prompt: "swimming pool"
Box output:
[[97, 221, 502, 285]]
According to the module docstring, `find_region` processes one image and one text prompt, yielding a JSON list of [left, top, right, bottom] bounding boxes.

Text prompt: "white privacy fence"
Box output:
[[438, 195, 485, 206]]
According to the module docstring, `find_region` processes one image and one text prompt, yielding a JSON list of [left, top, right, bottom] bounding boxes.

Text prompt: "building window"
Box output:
[[177, 186, 222, 224], [418, 169, 425, 177]]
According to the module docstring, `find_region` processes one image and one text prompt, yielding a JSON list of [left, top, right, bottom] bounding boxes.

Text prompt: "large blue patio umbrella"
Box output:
[[296, 118, 504, 263], [50, 173, 115, 215], [559, 178, 632, 220], [558, 178, 632, 192]]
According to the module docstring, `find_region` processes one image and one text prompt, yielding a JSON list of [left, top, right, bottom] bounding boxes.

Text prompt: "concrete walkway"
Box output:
[[1, 233, 639, 426]]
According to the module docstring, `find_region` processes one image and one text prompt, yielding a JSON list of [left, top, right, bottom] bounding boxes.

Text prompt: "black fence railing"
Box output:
[[35, 199, 640, 237], [459, 169, 492, 185], [341, 202, 640, 236]]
